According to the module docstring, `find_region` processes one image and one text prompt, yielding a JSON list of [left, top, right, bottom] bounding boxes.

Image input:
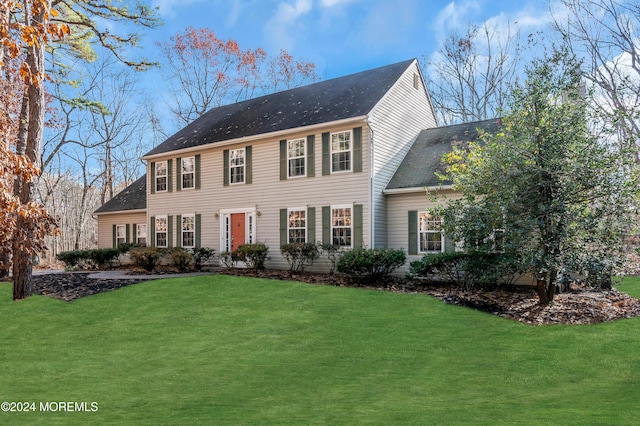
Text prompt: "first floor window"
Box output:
[[331, 131, 351, 173], [230, 148, 245, 184], [156, 216, 168, 248], [137, 224, 147, 246], [419, 213, 443, 252], [288, 209, 306, 243], [155, 161, 167, 192], [182, 214, 195, 248], [332, 206, 352, 247], [116, 225, 126, 246], [182, 157, 195, 189]]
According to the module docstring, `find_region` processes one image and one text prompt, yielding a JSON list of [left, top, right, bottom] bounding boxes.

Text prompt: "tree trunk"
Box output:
[[12, 234, 33, 300], [536, 279, 550, 306]]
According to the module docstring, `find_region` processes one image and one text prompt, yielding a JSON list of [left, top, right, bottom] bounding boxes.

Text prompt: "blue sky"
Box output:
[[142, 0, 555, 80]]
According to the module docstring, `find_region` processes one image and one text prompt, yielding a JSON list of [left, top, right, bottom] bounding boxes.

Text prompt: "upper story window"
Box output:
[[331, 131, 352, 173], [288, 139, 306, 177], [419, 212, 443, 253], [155, 216, 168, 248], [136, 224, 147, 246], [182, 214, 195, 248], [182, 157, 195, 190], [331, 206, 352, 247], [288, 208, 306, 243], [230, 148, 245, 184], [155, 161, 168, 192]]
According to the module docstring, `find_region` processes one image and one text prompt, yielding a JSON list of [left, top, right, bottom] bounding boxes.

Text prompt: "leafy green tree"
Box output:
[[436, 48, 637, 305]]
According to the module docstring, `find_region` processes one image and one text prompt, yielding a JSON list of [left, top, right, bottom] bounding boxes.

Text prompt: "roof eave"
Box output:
[[94, 208, 147, 216], [142, 115, 370, 161], [383, 184, 454, 195]]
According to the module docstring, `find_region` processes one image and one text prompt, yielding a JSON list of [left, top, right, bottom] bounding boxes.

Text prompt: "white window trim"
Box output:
[[155, 161, 168, 193], [331, 204, 353, 248], [116, 224, 126, 246], [182, 213, 196, 248], [181, 157, 195, 190], [418, 212, 444, 253], [330, 130, 352, 174], [287, 138, 306, 178], [229, 148, 245, 185], [136, 224, 147, 245], [287, 207, 307, 244], [155, 215, 168, 248]]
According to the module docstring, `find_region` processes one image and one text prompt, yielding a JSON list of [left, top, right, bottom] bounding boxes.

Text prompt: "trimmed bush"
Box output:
[[319, 244, 340, 274], [57, 248, 121, 269], [192, 247, 216, 271], [337, 247, 406, 282], [233, 243, 269, 271], [170, 248, 194, 272], [130, 247, 164, 272], [281, 243, 319, 272]]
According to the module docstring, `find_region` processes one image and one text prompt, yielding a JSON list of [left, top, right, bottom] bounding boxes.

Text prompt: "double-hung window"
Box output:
[[155, 216, 168, 248], [419, 213, 443, 253], [288, 139, 305, 177], [116, 225, 126, 246], [155, 161, 168, 192], [136, 224, 147, 246], [331, 131, 351, 173], [331, 206, 352, 247], [182, 157, 195, 189], [288, 209, 306, 243], [182, 214, 195, 248], [230, 149, 245, 184]]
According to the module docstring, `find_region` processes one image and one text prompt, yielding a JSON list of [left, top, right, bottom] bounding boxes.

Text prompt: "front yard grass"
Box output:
[[1, 274, 640, 425]]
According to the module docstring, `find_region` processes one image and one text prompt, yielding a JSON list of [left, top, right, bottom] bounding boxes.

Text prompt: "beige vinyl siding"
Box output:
[[146, 121, 371, 272], [385, 189, 461, 275], [96, 211, 147, 249], [369, 60, 438, 248]]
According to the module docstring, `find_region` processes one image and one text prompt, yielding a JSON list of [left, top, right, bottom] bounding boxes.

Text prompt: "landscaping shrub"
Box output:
[[233, 243, 269, 271], [192, 247, 216, 271], [88, 248, 121, 269], [280, 243, 319, 272], [170, 248, 194, 272], [57, 248, 122, 269], [130, 247, 164, 272], [337, 247, 406, 282], [220, 251, 236, 268]]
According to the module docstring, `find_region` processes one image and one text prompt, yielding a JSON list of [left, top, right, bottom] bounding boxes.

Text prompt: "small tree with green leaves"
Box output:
[[437, 47, 637, 305]]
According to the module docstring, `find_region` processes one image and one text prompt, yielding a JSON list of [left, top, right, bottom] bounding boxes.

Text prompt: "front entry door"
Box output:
[[230, 213, 246, 252]]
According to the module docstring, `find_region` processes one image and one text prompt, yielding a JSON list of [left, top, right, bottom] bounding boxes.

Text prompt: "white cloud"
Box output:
[[319, 0, 356, 8], [434, 1, 481, 37], [152, 0, 205, 18], [264, 0, 313, 51]]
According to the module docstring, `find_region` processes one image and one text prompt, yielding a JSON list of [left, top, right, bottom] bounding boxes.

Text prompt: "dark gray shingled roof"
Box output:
[[94, 174, 146, 213], [144, 59, 416, 157], [386, 118, 501, 190]]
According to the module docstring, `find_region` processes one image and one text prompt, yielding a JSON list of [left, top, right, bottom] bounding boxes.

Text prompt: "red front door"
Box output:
[[230, 213, 246, 252]]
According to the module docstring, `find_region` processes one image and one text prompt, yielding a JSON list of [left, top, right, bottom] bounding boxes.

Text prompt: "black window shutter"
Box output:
[[307, 135, 315, 177], [168, 215, 173, 247], [176, 157, 182, 191], [125, 224, 131, 244], [132, 223, 137, 243], [280, 140, 287, 180], [176, 215, 182, 248], [307, 207, 316, 243], [195, 154, 201, 190], [112, 224, 117, 248], [223, 150, 229, 186], [150, 216, 156, 247], [150, 163, 156, 194], [353, 204, 363, 248], [195, 214, 201, 248], [167, 159, 173, 193], [353, 127, 362, 173], [246, 146, 252, 184], [322, 206, 331, 244], [322, 132, 330, 176], [408, 211, 418, 255], [280, 209, 287, 246]]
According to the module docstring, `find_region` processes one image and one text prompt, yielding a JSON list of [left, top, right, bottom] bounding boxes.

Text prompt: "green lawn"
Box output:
[[1, 275, 640, 425]]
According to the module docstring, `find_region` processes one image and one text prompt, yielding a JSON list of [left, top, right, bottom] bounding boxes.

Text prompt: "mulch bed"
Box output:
[[25, 269, 640, 325]]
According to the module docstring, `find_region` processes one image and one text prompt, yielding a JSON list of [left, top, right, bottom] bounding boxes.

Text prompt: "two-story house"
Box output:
[[95, 59, 499, 273]]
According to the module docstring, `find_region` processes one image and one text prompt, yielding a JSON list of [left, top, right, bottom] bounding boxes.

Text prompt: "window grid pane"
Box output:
[[331, 132, 351, 172], [331, 207, 352, 247], [230, 149, 245, 184], [182, 157, 195, 189], [418, 213, 442, 253], [156, 162, 167, 192], [288, 139, 305, 177], [288, 210, 306, 243], [156, 217, 167, 247]]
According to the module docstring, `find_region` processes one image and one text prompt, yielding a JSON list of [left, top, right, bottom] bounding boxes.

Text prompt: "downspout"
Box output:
[[367, 118, 375, 249]]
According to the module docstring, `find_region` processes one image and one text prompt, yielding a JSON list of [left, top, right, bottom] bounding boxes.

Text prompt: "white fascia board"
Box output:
[[94, 208, 147, 216], [142, 115, 369, 161], [383, 185, 453, 195]]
